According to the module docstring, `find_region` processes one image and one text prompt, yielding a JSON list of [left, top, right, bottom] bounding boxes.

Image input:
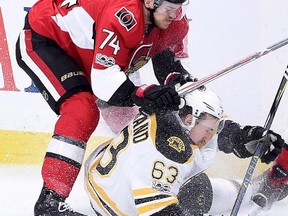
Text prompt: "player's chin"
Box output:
[[156, 21, 172, 29]]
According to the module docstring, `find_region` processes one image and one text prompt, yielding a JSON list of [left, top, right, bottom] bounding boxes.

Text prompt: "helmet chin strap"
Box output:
[[149, 8, 157, 27], [174, 111, 197, 135]]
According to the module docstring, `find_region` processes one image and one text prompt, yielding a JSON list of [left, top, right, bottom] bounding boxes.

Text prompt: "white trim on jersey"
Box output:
[[128, 58, 160, 86], [47, 137, 85, 164], [133, 188, 178, 216], [51, 7, 94, 49], [91, 65, 128, 102], [19, 30, 61, 101]]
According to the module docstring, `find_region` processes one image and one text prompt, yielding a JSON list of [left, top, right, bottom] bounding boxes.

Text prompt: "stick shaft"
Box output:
[[230, 67, 288, 216], [178, 37, 288, 96]]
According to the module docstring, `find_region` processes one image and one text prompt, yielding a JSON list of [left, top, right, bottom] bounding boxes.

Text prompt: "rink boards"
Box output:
[[0, 129, 272, 178], [0, 130, 110, 165]]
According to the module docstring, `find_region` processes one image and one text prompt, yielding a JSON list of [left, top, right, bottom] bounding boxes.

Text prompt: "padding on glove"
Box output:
[[235, 126, 284, 163], [131, 84, 181, 114], [218, 121, 285, 164], [164, 72, 197, 87]]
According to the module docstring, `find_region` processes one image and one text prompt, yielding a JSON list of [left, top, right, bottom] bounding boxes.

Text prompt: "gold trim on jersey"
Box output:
[[183, 144, 199, 164], [133, 188, 178, 215], [150, 114, 157, 146], [133, 188, 159, 196], [86, 171, 127, 216]]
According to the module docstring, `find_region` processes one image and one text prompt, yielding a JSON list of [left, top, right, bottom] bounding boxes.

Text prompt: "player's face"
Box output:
[[154, 1, 188, 29], [189, 114, 219, 148]]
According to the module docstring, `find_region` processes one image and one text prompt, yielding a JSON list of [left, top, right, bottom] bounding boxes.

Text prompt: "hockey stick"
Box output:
[[230, 66, 288, 216], [177, 37, 288, 96]]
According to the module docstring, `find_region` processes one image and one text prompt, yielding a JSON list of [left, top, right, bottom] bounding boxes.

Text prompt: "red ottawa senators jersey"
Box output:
[[28, 0, 189, 83]]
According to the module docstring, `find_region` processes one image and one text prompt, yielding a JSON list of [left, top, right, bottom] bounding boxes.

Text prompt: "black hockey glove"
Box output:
[[131, 84, 181, 114], [151, 48, 196, 85], [218, 121, 284, 163], [242, 126, 285, 164]]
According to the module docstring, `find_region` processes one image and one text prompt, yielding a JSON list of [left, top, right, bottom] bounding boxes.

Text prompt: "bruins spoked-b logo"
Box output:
[[167, 136, 185, 153], [115, 7, 137, 31]]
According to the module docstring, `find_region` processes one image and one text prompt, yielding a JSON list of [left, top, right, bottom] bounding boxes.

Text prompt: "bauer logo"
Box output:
[[61, 71, 85, 82], [115, 7, 137, 31]]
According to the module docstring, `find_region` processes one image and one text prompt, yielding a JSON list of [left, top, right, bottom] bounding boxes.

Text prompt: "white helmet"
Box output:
[[175, 88, 224, 133], [184, 88, 224, 119]]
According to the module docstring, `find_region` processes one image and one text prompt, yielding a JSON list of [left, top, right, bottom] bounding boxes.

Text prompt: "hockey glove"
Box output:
[[238, 126, 285, 163], [218, 121, 284, 163], [131, 84, 181, 114], [164, 72, 197, 87]]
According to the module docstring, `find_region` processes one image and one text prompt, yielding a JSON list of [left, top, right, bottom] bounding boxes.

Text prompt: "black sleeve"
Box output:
[[218, 120, 244, 153], [151, 48, 190, 85], [218, 120, 252, 158], [154, 112, 193, 163], [107, 78, 136, 107]]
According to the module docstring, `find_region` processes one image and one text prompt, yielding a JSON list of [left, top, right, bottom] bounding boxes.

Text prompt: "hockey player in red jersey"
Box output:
[[15, 0, 190, 215], [252, 128, 288, 211]]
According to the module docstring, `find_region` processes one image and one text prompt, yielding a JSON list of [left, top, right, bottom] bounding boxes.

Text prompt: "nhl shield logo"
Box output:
[[115, 7, 137, 31]]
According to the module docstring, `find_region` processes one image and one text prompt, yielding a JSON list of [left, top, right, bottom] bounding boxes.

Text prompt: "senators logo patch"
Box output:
[[125, 44, 152, 74], [167, 136, 185, 153], [115, 7, 137, 31]]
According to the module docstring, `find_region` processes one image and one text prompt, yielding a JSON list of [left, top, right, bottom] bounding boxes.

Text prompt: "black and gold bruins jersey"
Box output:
[[85, 111, 218, 215]]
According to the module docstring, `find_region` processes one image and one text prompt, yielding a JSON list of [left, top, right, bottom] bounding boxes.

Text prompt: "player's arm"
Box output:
[[217, 120, 285, 163], [90, 13, 180, 111], [151, 48, 196, 85]]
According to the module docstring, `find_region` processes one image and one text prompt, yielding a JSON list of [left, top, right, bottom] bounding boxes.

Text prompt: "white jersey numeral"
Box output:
[[99, 29, 120, 55]]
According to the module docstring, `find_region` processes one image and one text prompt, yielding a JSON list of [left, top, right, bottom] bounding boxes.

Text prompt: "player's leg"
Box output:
[[178, 173, 254, 215], [252, 148, 288, 210], [252, 128, 288, 210], [178, 173, 213, 215], [16, 16, 99, 216]]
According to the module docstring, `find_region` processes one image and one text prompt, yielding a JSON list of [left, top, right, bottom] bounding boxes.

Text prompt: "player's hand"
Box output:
[[241, 126, 285, 163], [164, 72, 197, 88], [131, 84, 181, 114]]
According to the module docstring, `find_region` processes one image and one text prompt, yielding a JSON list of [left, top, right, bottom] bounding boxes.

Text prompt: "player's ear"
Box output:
[[143, 0, 154, 9], [183, 114, 193, 126]]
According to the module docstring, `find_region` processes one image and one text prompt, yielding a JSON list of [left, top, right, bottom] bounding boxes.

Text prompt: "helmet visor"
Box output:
[[156, 0, 189, 21]]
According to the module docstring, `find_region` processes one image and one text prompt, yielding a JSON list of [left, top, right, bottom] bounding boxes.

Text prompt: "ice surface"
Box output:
[[0, 164, 287, 215]]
